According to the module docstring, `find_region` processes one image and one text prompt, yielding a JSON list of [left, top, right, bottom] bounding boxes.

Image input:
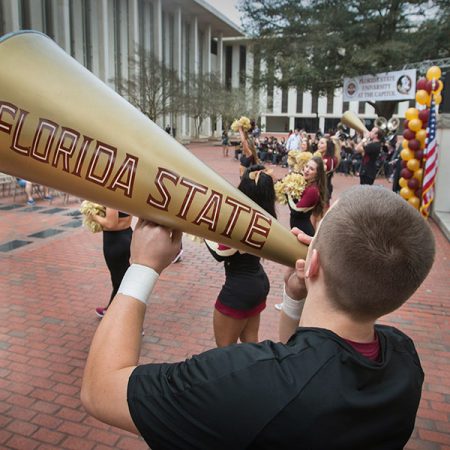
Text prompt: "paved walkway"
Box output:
[[0, 142, 449, 449]]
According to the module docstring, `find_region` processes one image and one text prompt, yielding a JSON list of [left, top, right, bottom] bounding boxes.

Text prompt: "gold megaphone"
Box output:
[[0, 31, 306, 267], [341, 111, 369, 136]]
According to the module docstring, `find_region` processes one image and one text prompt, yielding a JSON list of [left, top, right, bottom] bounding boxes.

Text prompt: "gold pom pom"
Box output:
[[274, 173, 306, 204], [186, 233, 204, 244], [80, 201, 106, 233], [230, 116, 252, 132]]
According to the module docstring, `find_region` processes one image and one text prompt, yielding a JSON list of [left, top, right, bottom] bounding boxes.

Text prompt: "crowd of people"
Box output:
[[225, 123, 403, 193]]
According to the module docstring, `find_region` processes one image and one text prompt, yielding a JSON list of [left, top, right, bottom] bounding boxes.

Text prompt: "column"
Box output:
[[29, 0, 44, 30], [191, 16, 199, 75], [128, 0, 139, 81], [217, 33, 224, 81], [96, 0, 111, 84], [231, 44, 239, 88], [153, 0, 162, 61], [174, 8, 182, 74], [53, 0, 71, 52], [2, 0, 20, 33]]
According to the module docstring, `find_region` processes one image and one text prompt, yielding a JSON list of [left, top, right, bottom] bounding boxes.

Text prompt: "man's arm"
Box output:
[[81, 220, 182, 433], [278, 229, 312, 343], [355, 139, 366, 154]]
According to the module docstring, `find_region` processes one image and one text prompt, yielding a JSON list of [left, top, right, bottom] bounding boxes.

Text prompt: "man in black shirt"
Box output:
[[356, 126, 383, 185], [81, 186, 435, 450]]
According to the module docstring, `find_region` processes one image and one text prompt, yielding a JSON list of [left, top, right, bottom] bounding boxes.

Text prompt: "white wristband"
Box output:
[[281, 286, 305, 320], [118, 264, 159, 305]]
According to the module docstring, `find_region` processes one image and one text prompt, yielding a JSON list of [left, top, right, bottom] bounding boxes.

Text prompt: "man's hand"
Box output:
[[286, 228, 314, 299], [131, 220, 182, 274]]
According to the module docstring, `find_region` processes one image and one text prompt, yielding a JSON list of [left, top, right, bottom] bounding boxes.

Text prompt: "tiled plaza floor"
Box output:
[[0, 142, 449, 449]]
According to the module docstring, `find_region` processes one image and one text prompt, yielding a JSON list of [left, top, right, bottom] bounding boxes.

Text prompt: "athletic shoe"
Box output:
[[44, 195, 53, 201], [274, 303, 282, 311], [172, 249, 183, 264], [95, 307, 107, 318], [26, 199, 36, 206]]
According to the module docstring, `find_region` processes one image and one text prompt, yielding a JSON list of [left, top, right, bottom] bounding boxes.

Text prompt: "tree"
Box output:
[[215, 85, 260, 131], [181, 72, 219, 138], [239, 0, 449, 118], [117, 47, 183, 123]]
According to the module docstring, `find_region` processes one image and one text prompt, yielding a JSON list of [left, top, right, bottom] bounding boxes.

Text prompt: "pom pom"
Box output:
[[186, 233, 204, 244], [287, 150, 313, 173], [231, 116, 252, 132], [80, 201, 106, 233], [274, 173, 306, 205]]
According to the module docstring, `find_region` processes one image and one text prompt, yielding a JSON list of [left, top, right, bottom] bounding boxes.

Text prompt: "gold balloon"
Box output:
[[402, 139, 409, 149], [405, 108, 419, 121], [434, 93, 442, 105], [400, 148, 414, 161], [408, 118, 423, 132], [407, 159, 420, 172], [413, 168, 423, 182], [399, 177, 408, 188], [416, 90, 430, 105], [408, 196, 420, 209], [400, 187, 414, 200], [420, 140, 426, 150], [426, 66, 441, 81], [416, 129, 427, 142]]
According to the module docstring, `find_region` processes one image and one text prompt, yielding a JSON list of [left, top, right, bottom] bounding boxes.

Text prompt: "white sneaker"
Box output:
[[172, 249, 183, 264], [274, 303, 282, 311]]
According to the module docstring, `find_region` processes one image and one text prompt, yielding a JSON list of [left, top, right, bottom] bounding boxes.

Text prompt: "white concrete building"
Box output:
[[0, 0, 244, 139]]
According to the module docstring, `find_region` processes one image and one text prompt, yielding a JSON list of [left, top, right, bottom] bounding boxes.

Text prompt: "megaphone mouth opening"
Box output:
[[0, 29, 51, 45]]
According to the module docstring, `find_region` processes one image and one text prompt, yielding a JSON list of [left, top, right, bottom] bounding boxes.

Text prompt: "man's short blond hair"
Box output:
[[314, 186, 435, 320]]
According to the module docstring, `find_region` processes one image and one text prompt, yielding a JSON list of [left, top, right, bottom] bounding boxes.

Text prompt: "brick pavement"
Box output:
[[0, 142, 449, 449]]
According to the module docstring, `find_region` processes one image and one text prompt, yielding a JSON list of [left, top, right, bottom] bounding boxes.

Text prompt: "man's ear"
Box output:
[[305, 249, 320, 279]]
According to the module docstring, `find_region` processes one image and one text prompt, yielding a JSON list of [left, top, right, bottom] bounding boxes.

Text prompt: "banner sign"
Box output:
[[343, 69, 417, 102]]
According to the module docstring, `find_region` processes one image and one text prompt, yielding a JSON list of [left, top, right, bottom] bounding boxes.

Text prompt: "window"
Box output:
[[296, 89, 303, 113], [358, 101, 365, 114], [311, 91, 318, 114], [281, 87, 288, 113], [20, 0, 31, 29], [342, 101, 349, 112], [225, 45, 232, 90], [43, 0, 54, 39], [327, 90, 334, 114], [211, 39, 217, 55], [239, 45, 246, 87]]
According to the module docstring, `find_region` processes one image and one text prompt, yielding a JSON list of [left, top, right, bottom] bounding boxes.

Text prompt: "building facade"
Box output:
[[0, 0, 435, 137], [0, 0, 244, 139]]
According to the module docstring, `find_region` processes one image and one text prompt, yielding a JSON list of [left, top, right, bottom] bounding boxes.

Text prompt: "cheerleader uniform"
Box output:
[[323, 155, 338, 201], [205, 241, 269, 319], [103, 212, 132, 304], [288, 184, 320, 236], [239, 136, 257, 173]]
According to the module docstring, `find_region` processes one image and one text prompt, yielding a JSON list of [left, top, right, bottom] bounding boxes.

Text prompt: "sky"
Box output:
[[204, 0, 242, 27]]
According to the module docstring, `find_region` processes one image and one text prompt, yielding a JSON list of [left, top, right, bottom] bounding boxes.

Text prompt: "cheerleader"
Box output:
[[205, 165, 275, 347], [288, 156, 327, 237], [317, 136, 340, 205], [238, 120, 260, 177], [88, 208, 132, 318]]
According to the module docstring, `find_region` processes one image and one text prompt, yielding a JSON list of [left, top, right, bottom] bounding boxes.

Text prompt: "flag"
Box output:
[[420, 97, 438, 218]]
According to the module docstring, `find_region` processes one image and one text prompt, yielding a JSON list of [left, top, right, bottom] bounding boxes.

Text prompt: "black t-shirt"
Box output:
[[361, 141, 381, 179], [127, 325, 423, 450]]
